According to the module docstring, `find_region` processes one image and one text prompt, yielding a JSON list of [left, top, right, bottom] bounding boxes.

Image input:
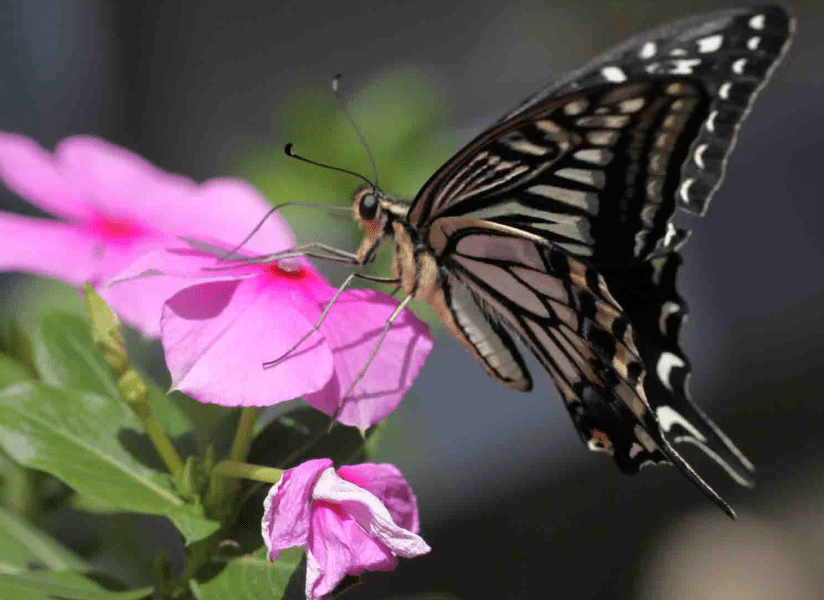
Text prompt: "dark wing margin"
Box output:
[[500, 5, 793, 217], [408, 5, 792, 261], [428, 218, 744, 516], [601, 253, 755, 487]]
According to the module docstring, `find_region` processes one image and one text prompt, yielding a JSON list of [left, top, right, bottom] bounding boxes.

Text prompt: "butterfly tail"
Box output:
[[602, 254, 756, 497]]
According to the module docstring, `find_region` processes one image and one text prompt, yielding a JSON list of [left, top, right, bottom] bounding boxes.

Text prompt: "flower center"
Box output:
[[89, 215, 140, 240], [264, 260, 307, 280]]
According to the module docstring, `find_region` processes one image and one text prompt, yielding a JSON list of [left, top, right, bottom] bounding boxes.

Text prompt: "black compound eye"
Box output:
[[358, 192, 379, 221]]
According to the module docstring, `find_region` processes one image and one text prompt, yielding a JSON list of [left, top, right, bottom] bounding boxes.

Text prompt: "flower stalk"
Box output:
[[83, 285, 184, 480]]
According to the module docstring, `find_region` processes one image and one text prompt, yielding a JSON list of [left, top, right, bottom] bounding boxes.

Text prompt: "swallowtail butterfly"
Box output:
[[294, 5, 794, 517]]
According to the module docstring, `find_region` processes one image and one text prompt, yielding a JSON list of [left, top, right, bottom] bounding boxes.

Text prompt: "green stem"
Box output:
[[212, 460, 283, 484], [204, 407, 261, 517], [144, 411, 185, 480], [229, 407, 260, 463]]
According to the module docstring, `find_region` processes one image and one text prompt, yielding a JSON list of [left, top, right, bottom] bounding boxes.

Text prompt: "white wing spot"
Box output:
[[668, 58, 702, 75], [640, 41, 657, 59], [747, 36, 761, 50], [694, 143, 708, 169], [697, 34, 723, 53], [749, 14, 765, 30], [706, 110, 718, 133], [645, 62, 661, 74], [719, 81, 732, 100], [656, 352, 686, 392], [658, 301, 680, 336], [618, 97, 645, 113], [600, 66, 627, 82], [732, 58, 747, 75], [669, 48, 687, 56], [657, 406, 706, 440], [679, 179, 694, 204], [629, 443, 645, 459], [663, 223, 677, 247], [573, 148, 613, 165], [563, 100, 589, 115]]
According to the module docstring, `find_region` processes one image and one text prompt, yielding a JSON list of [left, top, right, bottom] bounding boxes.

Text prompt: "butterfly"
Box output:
[[279, 5, 794, 518]]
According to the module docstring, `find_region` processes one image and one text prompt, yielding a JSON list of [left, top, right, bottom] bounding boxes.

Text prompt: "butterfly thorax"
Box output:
[[351, 185, 444, 302]]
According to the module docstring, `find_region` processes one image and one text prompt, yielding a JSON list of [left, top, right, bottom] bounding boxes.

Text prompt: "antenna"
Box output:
[[332, 74, 379, 190], [284, 143, 375, 188], [220, 199, 352, 261]]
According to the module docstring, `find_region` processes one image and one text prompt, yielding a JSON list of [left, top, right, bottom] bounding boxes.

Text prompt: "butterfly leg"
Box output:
[[329, 294, 414, 425], [262, 271, 401, 369]]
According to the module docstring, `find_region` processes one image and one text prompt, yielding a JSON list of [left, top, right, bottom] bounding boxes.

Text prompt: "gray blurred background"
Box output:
[[1, 0, 823, 598]]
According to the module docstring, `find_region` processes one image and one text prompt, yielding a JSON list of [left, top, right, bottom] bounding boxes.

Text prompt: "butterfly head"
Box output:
[[352, 185, 390, 265], [352, 184, 413, 264]]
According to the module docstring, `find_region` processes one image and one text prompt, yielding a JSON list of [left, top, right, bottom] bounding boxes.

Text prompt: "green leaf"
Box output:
[[0, 354, 35, 388], [30, 312, 194, 452], [30, 313, 120, 399], [0, 571, 152, 600], [0, 382, 218, 544], [191, 547, 304, 600], [0, 504, 86, 572]]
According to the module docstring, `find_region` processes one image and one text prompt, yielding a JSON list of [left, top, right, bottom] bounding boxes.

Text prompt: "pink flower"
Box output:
[[0, 132, 291, 335], [262, 459, 429, 600], [111, 240, 432, 430]]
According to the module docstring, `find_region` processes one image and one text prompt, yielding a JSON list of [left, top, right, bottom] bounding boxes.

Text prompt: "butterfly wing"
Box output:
[[428, 218, 746, 515], [408, 5, 793, 262]]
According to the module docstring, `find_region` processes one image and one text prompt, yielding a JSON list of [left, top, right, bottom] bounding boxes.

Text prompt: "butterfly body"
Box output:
[[346, 5, 793, 517]]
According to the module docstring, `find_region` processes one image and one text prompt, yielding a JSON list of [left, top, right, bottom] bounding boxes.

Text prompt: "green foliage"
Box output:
[[0, 381, 218, 543], [0, 504, 86, 571], [0, 572, 152, 600], [191, 547, 304, 600]]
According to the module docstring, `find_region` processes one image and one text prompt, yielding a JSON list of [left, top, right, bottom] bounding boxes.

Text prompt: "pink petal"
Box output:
[[337, 464, 420, 534], [0, 133, 93, 221], [302, 288, 433, 431], [54, 136, 197, 227], [0, 211, 167, 287], [175, 179, 295, 254], [161, 272, 335, 406], [311, 468, 430, 559], [306, 503, 398, 600], [261, 459, 332, 561], [104, 246, 267, 336]]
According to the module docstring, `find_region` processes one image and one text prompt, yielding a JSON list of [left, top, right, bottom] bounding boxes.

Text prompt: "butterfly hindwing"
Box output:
[[428, 218, 743, 515], [600, 253, 756, 486]]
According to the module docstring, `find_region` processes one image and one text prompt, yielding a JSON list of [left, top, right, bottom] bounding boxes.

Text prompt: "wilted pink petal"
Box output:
[[303, 288, 433, 432], [337, 463, 420, 534], [311, 468, 429, 558], [306, 503, 398, 599], [262, 458, 332, 561], [0, 132, 291, 336], [263, 462, 429, 600]]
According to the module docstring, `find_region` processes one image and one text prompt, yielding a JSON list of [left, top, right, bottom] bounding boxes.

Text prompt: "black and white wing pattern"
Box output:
[[409, 5, 793, 262], [401, 6, 791, 515], [427, 219, 750, 515]]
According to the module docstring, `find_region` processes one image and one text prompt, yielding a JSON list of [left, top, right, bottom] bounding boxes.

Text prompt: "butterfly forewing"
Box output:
[[409, 5, 792, 261]]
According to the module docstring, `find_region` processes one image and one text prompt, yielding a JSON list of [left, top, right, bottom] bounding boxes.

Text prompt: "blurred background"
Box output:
[[1, 0, 823, 598]]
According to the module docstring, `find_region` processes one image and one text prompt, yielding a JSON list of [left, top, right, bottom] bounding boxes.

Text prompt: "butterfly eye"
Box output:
[[359, 192, 379, 221]]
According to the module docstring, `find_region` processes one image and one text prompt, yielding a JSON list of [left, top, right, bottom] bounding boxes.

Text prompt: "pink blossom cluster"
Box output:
[[0, 133, 432, 598]]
